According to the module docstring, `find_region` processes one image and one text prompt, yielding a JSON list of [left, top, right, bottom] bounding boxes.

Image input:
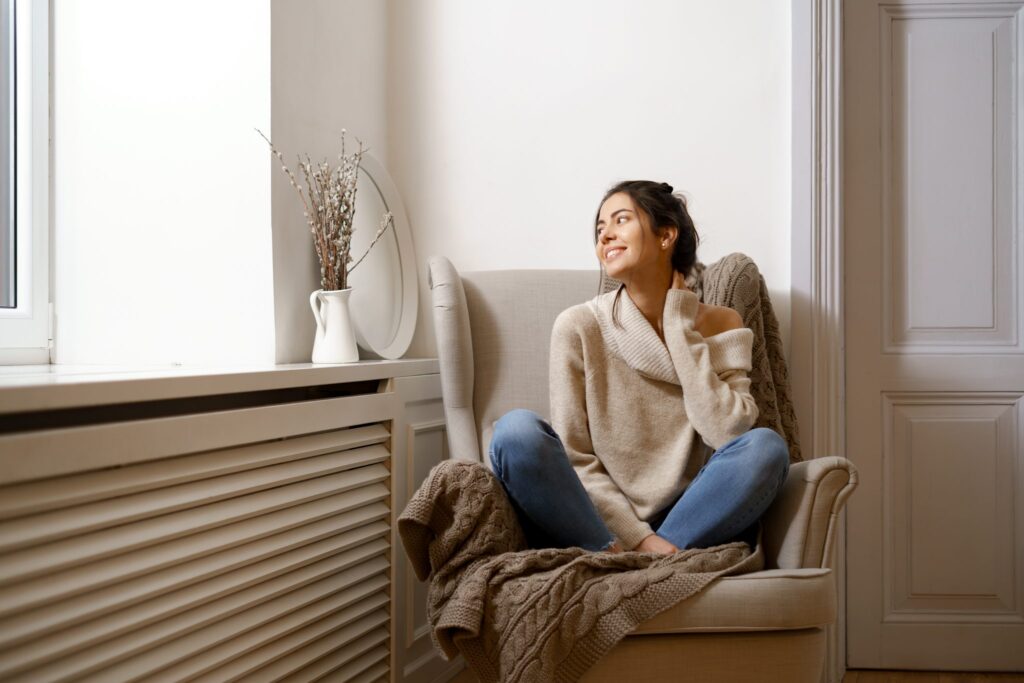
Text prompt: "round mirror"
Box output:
[[348, 153, 418, 359]]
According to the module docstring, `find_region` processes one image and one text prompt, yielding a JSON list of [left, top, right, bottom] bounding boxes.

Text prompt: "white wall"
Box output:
[[54, 0, 274, 366], [51, 1, 791, 366], [270, 0, 389, 363], [388, 0, 792, 359]]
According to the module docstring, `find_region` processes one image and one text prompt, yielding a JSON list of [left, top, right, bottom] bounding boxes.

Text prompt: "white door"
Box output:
[[844, 0, 1024, 670]]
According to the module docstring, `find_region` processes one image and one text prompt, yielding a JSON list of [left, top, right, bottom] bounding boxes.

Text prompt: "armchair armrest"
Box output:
[[761, 456, 858, 569], [428, 256, 483, 463]]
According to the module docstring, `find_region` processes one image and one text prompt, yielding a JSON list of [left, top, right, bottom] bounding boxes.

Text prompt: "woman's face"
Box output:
[[595, 192, 667, 281]]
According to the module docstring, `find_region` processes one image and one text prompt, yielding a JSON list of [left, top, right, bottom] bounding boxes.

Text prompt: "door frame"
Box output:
[[791, 0, 845, 681]]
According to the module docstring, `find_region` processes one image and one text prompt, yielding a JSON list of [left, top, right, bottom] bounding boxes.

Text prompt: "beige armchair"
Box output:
[[427, 256, 857, 683]]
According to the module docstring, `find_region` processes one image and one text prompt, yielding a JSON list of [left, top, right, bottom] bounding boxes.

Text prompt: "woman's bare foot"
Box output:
[[634, 533, 679, 554]]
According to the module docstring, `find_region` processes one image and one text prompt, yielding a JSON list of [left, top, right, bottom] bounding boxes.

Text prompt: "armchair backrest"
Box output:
[[428, 256, 599, 466], [427, 253, 801, 467]]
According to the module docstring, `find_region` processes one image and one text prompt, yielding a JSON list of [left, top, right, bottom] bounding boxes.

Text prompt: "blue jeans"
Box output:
[[488, 409, 790, 551]]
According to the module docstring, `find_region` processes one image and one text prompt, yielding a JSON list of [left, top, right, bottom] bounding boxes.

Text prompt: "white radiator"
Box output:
[[0, 395, 395, 683]]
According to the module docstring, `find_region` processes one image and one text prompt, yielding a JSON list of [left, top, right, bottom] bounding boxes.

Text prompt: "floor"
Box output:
[[451, 669, 1024, 682], [843, 674, 1024, 683]]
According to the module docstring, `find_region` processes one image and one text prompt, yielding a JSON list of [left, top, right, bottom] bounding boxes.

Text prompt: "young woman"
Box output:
[[488, 180, 790, 554]]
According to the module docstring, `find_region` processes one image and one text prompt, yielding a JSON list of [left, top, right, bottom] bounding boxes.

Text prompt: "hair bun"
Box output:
[[660, 182, 674, 194]]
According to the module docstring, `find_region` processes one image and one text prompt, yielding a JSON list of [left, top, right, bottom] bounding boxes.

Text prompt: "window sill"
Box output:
[[0, 359, 440, 415]]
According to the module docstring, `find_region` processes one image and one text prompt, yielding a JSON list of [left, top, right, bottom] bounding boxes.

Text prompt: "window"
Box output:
[[0, 0, 48, 364], [1, 0, 14, 309]]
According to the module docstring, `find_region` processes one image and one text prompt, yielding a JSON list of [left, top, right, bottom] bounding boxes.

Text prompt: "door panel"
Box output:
[[845, 0, 1024, 670]]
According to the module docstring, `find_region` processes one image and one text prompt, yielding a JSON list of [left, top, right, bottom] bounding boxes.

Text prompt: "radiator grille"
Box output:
[[0, 423, 392, 682]]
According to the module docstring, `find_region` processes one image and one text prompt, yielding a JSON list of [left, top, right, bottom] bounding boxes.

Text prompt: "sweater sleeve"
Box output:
[[549, 312, 655, 550], [663, 289, 760, 450]]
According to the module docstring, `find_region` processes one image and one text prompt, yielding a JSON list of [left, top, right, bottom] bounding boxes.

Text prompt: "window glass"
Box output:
[[0, 0, 14, 309]]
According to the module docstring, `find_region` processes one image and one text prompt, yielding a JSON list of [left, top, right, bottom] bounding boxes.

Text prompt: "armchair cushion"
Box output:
[[633, 567, 834, 634]]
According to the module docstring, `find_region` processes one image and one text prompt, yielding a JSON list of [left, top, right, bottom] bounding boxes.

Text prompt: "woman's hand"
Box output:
[[635, 533, 679, 554], [671, 270, 710, 334]]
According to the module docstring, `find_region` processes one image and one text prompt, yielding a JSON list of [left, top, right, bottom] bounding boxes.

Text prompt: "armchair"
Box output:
[[427, 256, 857, 683]]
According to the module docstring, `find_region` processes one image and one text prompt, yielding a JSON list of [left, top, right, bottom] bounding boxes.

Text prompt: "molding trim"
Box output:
[[794, 0, 844, 681], [810, 6, 843, 455], [404, 418, 448, 648], [815, 1, 845, 680]]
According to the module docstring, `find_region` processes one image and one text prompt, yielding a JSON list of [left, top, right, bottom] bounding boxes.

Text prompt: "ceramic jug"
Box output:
[[310, 289, 359, 363]]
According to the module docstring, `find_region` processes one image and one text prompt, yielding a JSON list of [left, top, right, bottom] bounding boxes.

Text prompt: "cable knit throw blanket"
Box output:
[[399, 460, 763, 683], [601, 252, 803, 462]]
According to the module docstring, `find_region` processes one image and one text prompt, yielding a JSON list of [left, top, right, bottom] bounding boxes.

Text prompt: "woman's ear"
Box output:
[[660, 226, 679, 250]]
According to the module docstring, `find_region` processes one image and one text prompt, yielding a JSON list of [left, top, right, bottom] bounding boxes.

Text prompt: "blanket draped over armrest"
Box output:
[[398, 460, 764, 683]]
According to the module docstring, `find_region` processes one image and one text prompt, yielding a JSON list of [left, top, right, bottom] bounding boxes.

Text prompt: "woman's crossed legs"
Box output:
[[488, 409, 789, 552]]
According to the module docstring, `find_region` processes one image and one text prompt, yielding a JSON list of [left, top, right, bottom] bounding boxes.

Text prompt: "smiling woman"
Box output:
[[486, 179, 785, 557], [593, 181, 702, 335], [594, 183, 746, 341]]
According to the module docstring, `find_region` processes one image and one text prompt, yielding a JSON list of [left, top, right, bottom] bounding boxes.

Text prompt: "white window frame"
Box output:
[[0, 0, 49, 364]]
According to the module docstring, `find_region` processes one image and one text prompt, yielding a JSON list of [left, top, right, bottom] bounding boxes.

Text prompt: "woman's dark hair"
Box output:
[[594, 179, 700, 277], [595, 180, 701, 326]]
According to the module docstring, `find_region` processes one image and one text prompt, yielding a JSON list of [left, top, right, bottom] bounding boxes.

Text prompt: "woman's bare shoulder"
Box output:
[[697, 304, 744, 338]]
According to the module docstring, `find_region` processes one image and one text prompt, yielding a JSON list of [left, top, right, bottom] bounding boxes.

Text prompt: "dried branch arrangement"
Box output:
[[258, 128, 394, 291]]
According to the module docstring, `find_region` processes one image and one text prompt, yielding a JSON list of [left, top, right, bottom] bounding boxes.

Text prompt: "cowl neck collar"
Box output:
[[587, 286, 680, 385]]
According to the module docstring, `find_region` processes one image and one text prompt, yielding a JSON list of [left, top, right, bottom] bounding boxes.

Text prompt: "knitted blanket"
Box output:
[[398, 460, 764, 683], [600, 252, 803, 462]]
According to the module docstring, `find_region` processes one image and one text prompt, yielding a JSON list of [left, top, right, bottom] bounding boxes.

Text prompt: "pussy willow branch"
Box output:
[[349, 213, 395, 274], [259, 128, 375, 291], [300, 157, 332, 287], [256, 129, 310, 216]]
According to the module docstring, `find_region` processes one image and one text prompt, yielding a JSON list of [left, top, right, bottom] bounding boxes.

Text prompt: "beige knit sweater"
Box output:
[[549, 286, 759, 550]]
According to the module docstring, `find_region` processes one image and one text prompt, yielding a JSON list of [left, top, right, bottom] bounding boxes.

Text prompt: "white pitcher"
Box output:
[[310, 289, 360, 364]]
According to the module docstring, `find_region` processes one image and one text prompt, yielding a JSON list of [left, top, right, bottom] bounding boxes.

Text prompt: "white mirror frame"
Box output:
[[351, 153, 418, 360]]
